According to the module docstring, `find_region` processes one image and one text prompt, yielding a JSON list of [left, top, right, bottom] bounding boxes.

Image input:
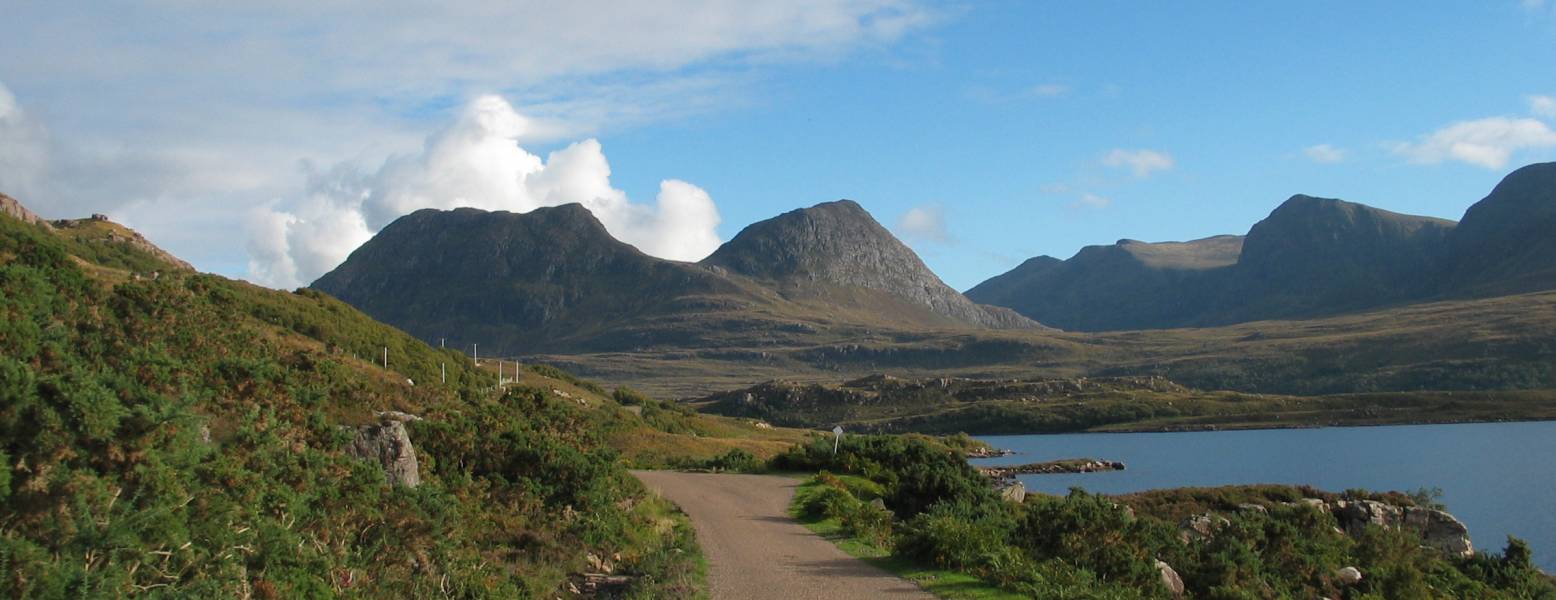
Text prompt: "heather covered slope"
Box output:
[[0, 205, 707, 597]]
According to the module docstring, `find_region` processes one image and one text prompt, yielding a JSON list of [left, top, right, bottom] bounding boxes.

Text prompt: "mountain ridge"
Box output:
[[312, 198, 1039, 356], [967, 165, 1554, 331]]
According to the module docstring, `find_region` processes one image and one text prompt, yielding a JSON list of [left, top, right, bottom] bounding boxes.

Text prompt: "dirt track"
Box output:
[[631, 471, 934, 600]]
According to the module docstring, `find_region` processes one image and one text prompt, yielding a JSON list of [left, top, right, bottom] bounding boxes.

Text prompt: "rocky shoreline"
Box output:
[[976, 458, 1126, 479]]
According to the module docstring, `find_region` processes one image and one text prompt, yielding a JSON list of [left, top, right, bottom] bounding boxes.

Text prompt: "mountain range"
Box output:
[[312, 199, 1037, 356], [967, 162, 1556, 330], [307, 163, 1556, 397]]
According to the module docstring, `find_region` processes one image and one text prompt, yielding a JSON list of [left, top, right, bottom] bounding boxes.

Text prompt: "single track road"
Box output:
[[632, 470, 935, 600]]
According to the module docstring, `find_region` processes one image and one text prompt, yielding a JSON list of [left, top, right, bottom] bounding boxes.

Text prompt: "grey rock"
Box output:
[[1335, 499, 1402, 536], [1331, 499, 1474, 558], [997, 481, 1026, 504], [1402, 507, 1474, 558], [348, 414, 422, 488], [1155, 559, 1185, 599]]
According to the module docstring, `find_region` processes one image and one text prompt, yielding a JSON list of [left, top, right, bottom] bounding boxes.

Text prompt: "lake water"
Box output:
[[973, 421, 1556, 571]]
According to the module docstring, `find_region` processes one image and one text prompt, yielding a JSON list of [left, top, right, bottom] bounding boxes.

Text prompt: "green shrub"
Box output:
[[896, 499, 1016, 572]]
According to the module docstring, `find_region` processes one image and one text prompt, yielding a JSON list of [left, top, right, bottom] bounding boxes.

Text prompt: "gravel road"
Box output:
[[632, 471, 934, 600]]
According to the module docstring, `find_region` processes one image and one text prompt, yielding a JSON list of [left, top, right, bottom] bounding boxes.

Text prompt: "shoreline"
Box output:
[[970, 415, 1556, 440]]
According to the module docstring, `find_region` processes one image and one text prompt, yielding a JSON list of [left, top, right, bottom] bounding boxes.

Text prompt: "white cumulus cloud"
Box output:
[[247, 95, 722, 288], [1103, 148, 1175, 177], [1303, 144, 1346, 163], [897, 205, 950, 243], [1392, 117, 1556, 169]]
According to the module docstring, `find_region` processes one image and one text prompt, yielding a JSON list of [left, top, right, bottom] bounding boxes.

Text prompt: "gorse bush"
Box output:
[[0, 215, 698, 598]]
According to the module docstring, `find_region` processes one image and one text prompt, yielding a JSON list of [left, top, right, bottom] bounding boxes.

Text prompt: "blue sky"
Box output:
[[2, 2, 1554, 289]]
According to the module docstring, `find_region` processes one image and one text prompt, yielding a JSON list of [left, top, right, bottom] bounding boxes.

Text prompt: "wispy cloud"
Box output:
[[1391, 117, 1556, 169], [1102, 148, 1175, 177], [1303, 144, 1347, 164], [1071, 192, 1112, 210], [897, 204, 951, 244], [1529, 95, 1556, 119], [965, 82, 1071, 103]]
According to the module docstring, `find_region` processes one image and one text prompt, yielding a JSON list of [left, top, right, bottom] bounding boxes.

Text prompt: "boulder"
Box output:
[[998, 481, 1026, 504], [347, 413, 422, 487], [1154, 560, 1185, 599], [1402, 507, 1474, 557], [1335, 566, 1363, 585]]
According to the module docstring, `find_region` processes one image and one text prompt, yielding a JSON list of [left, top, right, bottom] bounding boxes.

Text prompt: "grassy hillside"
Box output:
[[0, 212, 719, 597]]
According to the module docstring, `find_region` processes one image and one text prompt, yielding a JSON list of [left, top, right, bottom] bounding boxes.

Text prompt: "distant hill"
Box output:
[[968, 163, 1551, 331], [313, 199, 1037, 356]]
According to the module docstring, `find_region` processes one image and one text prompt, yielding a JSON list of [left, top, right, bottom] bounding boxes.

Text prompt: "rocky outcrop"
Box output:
[[0, 193, 51, 229], [1179, 513, 1231, 543], [977, 458, 1124, 479], [1332, 500, 1473, 557], [51, 216, 196, 271], [347, 412, 423, 488]]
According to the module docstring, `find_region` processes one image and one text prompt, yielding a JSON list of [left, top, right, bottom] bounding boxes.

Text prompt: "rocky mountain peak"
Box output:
[[702, 199, 1039, 329]]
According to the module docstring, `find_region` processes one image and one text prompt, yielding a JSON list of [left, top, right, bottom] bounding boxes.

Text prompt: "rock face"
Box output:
[[347, 413, 422, 488], [703, 200, 1037, 329], [0, 193, 52, 229], [969, 162, 1556, 331]]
